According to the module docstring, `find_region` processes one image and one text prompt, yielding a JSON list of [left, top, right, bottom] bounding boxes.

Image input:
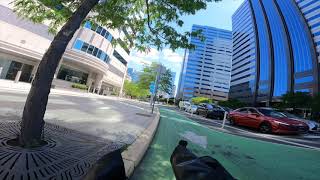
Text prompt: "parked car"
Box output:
[[279, 111, 319, 132], [229, 107, 309, 134], [196, 103, 225, 120], [179, 101, 190, 111], [186, 105, 198, 114]]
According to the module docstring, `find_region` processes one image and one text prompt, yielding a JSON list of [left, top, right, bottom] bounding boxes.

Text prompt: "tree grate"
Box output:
[[0, 121, 123, 180]]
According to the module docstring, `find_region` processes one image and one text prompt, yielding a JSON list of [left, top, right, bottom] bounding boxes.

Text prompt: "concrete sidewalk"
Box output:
[[0, 79, 160, 179]]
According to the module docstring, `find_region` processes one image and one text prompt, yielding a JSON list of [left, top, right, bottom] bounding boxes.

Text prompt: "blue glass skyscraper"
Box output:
[[230, 0, 320, 104], [177, 25, 232, 101]]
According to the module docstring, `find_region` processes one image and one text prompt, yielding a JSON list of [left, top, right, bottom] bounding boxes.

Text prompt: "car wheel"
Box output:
[[229, 118, 236, 126], [259, 123, 272, 134]]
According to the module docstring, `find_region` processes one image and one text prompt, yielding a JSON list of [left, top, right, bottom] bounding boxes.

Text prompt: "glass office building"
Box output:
[[230, 0, 319, 104], [177, 25, 232, 101]]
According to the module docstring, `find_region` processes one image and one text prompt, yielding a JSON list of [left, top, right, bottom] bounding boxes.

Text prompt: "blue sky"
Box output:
[[128, 0, 244, 86]]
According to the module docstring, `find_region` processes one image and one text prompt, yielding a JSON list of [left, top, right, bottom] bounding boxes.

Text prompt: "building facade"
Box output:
[[230, 0, 320, 104], [0, 3, 130, 95], [177, 25, 233, 101]]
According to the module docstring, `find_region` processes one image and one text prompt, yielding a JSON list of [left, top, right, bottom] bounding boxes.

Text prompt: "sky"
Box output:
[[128, 0, 244, 86]]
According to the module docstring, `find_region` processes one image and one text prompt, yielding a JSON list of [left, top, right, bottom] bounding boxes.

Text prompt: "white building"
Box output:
[[0, 3, 130, 95]]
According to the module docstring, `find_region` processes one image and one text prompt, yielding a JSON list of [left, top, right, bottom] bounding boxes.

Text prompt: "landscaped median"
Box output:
[[131, 108, 320, 180]]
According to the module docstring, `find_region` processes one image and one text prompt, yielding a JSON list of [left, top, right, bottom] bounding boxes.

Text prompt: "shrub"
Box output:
[[191, 97, 212, 105], [71, 83, 88, 90]]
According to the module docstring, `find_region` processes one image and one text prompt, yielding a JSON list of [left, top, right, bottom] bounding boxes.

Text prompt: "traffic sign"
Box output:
[[149, 82, 155, 94]]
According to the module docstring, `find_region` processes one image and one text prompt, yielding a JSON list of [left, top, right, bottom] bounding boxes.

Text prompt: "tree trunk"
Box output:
[[19, 0, 100, 147]]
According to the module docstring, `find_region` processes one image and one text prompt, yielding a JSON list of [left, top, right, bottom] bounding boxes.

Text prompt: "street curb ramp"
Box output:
[[121, 108, 160, 178]]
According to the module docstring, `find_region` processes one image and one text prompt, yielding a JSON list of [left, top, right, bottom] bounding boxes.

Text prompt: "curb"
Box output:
[[121, 108, 160, 178]]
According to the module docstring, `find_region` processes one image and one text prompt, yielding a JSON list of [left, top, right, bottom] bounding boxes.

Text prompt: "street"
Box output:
[[132, 108, 320, 180], [0, 90, 154, 145], [174, 107, 320, 150]]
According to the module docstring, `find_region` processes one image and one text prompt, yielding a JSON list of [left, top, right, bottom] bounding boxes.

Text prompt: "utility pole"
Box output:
[[151, 65, 162, 114]]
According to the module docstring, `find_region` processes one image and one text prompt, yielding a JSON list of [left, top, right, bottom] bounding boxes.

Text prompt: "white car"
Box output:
[[179, 101, 190, 110], [186, 105, 198, 114], [281, 112, 319, 132]]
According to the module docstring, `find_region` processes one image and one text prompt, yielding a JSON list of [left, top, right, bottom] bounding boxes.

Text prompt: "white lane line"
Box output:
[[179, 110, 320, 151]]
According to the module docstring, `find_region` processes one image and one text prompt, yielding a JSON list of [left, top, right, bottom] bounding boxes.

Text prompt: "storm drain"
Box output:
[[0, 121, 122, 180]]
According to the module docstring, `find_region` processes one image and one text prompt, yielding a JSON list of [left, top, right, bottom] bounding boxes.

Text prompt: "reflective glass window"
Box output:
[[96, 26, 103, 34], [73, 39, 83, 50], [87, 45, 94, 54], [93, 47, 98, 56], [101, 29, 106, 37], [295, 76, 313, 84], [84, 21, 91, 29], [276, 0, 313, 73], [81, 42, 89, 52], [262, 0, 289, 97]]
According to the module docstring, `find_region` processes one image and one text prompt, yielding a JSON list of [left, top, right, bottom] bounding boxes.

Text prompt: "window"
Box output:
[[93, 47, 98, 56], [81, 42, 89, 52], [96, 26, 103, 34], [97, 50, 102, 59], [248, 108, 258, 114], [238, 108, 248, 113], [101, 29, 106, 37], [84, 21, 91, 29], [87, 45, 94, 54], [73, 39, 83, 50]]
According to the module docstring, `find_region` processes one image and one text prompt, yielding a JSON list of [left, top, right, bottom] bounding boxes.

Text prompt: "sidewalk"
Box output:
[[0, 79, 160, 179]]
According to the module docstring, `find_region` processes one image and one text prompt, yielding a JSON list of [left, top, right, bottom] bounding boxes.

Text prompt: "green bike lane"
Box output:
[[131, 108, 320, 180]]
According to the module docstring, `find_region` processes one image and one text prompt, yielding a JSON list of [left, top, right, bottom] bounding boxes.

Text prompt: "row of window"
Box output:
[[84, 22, 113, 42], [73, 39, 110, 63]]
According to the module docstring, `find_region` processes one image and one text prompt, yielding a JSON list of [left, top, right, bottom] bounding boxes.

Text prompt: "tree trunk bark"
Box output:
[[19, 0, 100, 147]]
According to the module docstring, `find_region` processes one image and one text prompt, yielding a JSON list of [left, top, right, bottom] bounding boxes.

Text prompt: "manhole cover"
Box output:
[[0, 121, 122, 180]]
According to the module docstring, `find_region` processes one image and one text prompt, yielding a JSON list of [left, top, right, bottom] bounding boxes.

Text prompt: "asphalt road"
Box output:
[[170, 107, 320, 150], [0, 90, 154, 145]]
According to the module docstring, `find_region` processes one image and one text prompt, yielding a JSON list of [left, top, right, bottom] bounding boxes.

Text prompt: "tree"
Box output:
[[191, 97, 212, 105], [137, 62, 173, 96], [159, 69, 173, 95], [218, 99, 247, 109], [13, 0, 220, 147], [123, 80, 149, 99], [281, 92, 312, 110]]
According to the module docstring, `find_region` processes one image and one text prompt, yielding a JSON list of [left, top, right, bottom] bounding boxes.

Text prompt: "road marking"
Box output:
[[118, 101, 148, 111]]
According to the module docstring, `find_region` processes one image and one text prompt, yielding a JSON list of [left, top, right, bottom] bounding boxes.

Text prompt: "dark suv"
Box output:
[[196, 103, 225, 120]]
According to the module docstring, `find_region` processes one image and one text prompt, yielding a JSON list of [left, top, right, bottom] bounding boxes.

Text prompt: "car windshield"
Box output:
[[280, 111, 301, 119], [258, 109, 287, 118]]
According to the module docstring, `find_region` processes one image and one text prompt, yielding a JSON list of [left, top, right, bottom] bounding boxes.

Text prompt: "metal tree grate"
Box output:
[[0, 121, 123, 180]]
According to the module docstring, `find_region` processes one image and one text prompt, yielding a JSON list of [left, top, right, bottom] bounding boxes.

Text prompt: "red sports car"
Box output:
[[229, 107, 309, 134]]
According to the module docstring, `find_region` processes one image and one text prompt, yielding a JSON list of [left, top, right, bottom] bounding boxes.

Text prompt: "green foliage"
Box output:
[[138, 63, 158, 89], [13, 0, 221, 51], [71, 83, 88, 90], [311, 94, 320, 113], [191, 97, 212, 105], [137, 62, 173, 96], [218, 99, 247, 109], [124, 80, 149, 99], [159, 69, 173, 95], [280, 92, 312, 109]]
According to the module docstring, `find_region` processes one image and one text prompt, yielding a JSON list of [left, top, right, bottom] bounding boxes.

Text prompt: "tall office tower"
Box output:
[[177, 25, 232, 101], [230, 0, 319, 105]]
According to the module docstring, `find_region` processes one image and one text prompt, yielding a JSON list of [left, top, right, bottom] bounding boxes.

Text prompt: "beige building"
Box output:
[[0, 3, 130, 95]]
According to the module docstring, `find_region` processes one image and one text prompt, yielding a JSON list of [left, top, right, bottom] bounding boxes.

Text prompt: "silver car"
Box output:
[[186, 105, 198, 114], [281, 112, 319, 132]]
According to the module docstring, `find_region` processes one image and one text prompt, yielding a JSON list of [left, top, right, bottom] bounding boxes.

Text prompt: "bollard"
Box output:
[[221, 111, 227, 129]]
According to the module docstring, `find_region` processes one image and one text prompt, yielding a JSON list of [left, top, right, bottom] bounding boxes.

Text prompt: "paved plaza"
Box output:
[[0, 89, 154, 145]]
